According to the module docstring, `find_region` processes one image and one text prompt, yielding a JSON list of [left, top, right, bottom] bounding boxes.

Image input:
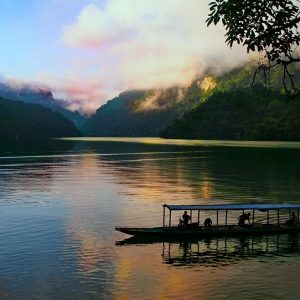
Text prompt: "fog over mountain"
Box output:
[[0, 0, 250, 115], [0, 80, 86, 129]]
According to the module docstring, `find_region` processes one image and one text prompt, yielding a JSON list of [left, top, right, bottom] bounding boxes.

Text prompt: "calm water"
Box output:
[[1, 138, 300, 299]]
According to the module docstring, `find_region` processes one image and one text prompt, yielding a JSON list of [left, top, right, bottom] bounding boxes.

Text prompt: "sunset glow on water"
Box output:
[[0, 138, 300, 299]]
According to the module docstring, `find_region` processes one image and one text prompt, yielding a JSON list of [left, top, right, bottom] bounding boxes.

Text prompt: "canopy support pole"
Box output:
[[163, 205, 166, 227], [277, 210, 280, 227], [252, 209, 255, 224], [169, 210, 172, 227], [190, 210, 192, 223], [225, 210, 228, 227]]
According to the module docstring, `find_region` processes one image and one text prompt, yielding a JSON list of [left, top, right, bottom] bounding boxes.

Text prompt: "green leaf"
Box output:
[[213, 16, 220, 25]]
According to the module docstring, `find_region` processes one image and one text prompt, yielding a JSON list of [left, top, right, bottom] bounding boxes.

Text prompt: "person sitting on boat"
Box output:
[[179, 211, 191, 226], [238, 213, 251, 226], [204, 217, 212, 227]]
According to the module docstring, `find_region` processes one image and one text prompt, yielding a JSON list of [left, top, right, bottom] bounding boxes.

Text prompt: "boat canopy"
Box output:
[[164, 204, 300, 211]]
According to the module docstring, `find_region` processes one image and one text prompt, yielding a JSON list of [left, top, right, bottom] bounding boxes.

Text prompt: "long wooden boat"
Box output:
[[115, 204, 300, 237]]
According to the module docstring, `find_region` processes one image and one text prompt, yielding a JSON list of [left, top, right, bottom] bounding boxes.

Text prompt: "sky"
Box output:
[[0, 0, 250, 114]]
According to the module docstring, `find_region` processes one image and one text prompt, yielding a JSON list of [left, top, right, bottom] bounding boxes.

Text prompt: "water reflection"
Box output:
[[76, 140, 300, 205], [117, 234, 300, 267], [1, 138, 300, 299]]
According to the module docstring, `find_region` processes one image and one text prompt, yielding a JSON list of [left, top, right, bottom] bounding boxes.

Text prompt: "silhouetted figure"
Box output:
[[179, 211, 191, 226], [204, 217, 212, 227], [291, 212, 298, 225], [204, 237, 212, 248], [286, 212, 298, 226], [238, 213, 251, 226]]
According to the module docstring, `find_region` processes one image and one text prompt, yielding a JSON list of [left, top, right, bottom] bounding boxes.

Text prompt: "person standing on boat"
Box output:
[[238, 213, 251, 226], [181, 211, 191, 226]]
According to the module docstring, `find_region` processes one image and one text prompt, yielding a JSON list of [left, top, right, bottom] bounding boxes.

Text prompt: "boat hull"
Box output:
[[115, 225, 300, 237]]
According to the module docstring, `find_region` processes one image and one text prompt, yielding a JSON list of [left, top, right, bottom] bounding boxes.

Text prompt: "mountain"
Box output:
[[161, 65, 300, 140], [83, 82, 212, 136], [0, 82, 86, 129], [83, 62, 300, 140], [83, 90, 181, 136], [0, 96, 80, 139], [161, 87, 300, 140], [3, 62, 298, 141]]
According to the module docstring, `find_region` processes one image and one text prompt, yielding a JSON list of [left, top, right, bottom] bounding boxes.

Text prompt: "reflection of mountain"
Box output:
[[0, 139, 76, 199], [81, 141, 300, 204], [117, 234, 300, 267]]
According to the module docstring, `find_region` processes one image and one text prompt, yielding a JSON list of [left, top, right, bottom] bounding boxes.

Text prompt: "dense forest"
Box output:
[[84, 63, 300, 141], [161, 87, 300, 140], [84, 90, 184, 136], [161, 65, 300, 140], [0, 97, 79, 139], [83, 79, 213, 137]]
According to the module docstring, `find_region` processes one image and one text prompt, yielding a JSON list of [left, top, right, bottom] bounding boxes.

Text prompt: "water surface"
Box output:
[[0, 138, 300, 299]]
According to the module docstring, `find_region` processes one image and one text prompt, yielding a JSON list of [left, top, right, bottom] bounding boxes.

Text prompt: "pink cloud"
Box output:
[[61, 0, 250, 92], [62, 3, 128, 49], [33, 73, 114, 115], [9, 0, 250, 114]]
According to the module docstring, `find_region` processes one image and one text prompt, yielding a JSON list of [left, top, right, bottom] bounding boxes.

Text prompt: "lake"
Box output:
[[1, 137, 300, 299]]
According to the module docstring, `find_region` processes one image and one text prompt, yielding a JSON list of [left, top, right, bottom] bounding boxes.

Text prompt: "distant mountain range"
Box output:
[[0, 82, 86, 129], [82, 88, 194, 137], [2, 62, 300, 141], [0, 96, 79, 139]]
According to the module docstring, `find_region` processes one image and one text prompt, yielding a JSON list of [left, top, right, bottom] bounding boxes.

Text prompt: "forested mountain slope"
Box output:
[[83, 89, 189, 136], [0, 97, 79, 139], [161, 87, 300, 140], [84, 63, 300, 140], [0, 82, 86, 129], [83, 81, 212, 137], [161, 65, 300, 140]]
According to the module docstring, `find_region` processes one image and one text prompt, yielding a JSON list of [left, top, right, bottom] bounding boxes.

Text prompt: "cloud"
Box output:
[[35, 73, 111, 114], [59, 0, 250, 113], [63, 4, 112, 48]]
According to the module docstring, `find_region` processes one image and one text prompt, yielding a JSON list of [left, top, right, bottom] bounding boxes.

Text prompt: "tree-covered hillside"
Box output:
[[83, 79, 215, 137], [161, 87, 300, 140], [82, 62, 300, 141], [0, 81, 86, 129], [0, 97, 80, 139], [161, 65, 300, 140], [83, 89, 191, 136]]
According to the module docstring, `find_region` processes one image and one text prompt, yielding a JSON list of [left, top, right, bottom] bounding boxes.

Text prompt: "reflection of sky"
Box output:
[[114, 236, 300, 299], [0, 203, 74, 298], [0, 153, 118, 298], [1, 139, 300, 298]]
